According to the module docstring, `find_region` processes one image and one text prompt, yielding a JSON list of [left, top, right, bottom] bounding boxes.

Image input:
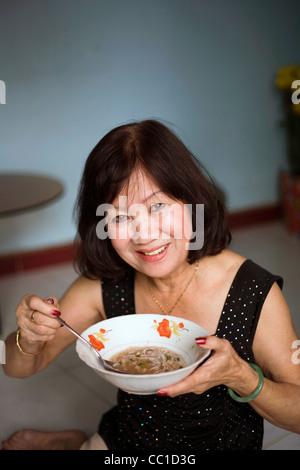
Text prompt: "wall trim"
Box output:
[[0, 203, 283, 277], [0, 243, 78, 277], [228, 203, 282, 229]]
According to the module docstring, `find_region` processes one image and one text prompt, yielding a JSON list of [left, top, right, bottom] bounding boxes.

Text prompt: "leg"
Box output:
[[2, 429, 87, 450], [80, 433, 108, 450]]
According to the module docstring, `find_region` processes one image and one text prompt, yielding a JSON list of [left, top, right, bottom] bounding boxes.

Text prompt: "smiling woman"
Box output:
[[3, 119, 300, 451], [74, 119, 230, 282]]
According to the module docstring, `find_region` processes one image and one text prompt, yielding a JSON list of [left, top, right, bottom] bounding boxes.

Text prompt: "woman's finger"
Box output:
[[157, 368, 209, 397], [16, 294, 62, 343], [29, 310, 61, 330], [195, 335, 231, 353], [20, 294, 61, 320], [157, 336, 233, 397]]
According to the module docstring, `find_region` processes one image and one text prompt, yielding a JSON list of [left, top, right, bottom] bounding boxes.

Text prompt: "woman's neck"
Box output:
[[140, 258, 204, 295]]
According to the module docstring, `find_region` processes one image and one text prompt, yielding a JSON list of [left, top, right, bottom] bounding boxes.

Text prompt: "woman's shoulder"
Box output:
[[210, 249, 247, 277], [60, 274, 106, 321], [66, 273, 102, 293], [215, 250, 283, 288]]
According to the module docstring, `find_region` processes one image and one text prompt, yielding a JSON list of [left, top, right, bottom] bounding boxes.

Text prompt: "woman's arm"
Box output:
[[158, 283, 300, 434], [249, 281, 300, 432], [2, 275, 104, 378]]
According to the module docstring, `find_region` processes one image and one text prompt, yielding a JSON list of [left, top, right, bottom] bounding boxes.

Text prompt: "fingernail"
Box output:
[[195, 337, 207, 345], [157, 391, 168, 396], [51, 310, 61, 317], [45, 297, 54, 304]]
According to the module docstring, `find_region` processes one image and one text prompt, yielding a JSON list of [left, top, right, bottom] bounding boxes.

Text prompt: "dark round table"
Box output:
[[0, 173, 64, 216]]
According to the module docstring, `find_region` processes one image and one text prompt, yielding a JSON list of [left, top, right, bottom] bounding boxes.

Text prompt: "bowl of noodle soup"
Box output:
[[76, 314, 211, 395]]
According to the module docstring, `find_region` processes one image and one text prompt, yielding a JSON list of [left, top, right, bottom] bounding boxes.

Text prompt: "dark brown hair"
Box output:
[[74, 119, 231, 281]]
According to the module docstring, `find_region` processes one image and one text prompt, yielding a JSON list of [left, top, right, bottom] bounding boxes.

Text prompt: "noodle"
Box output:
[[109, 346, 186, 374]]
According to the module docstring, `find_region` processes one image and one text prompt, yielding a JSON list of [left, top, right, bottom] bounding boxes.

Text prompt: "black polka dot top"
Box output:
[[98, 259, 283, 450]]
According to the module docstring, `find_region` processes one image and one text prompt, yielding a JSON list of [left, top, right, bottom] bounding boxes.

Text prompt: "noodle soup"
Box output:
[[109, 346, 186, 374]]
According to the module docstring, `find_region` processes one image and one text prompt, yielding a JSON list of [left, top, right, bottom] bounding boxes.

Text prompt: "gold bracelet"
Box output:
[[15, 328, 47, 357]]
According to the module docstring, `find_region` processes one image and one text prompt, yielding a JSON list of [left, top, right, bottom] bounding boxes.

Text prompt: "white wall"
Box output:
[[0, 0, 299, 254]]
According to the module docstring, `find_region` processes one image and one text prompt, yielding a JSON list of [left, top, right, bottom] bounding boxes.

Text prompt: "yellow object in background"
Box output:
[[275, 64, 300, 90]]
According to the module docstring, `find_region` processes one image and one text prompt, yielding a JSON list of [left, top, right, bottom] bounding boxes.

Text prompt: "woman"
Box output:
[[2, 119, 300, 450]]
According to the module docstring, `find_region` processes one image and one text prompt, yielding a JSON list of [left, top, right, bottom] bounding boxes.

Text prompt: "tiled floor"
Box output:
[[0, 220, 299, 450]]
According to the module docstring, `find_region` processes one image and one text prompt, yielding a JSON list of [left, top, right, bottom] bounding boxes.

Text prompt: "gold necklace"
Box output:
[[148, 261, 200, 316]]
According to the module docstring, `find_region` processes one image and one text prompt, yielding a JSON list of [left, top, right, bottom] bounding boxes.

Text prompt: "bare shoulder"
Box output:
[[224, 249, 247, 271], [59, 275, 106, 328], [208, 249, 247, 278], [61, 275, 103, 304]]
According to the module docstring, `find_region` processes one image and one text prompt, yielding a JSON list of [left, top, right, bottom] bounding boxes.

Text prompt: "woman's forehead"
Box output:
[[112, 170, 161, 206]]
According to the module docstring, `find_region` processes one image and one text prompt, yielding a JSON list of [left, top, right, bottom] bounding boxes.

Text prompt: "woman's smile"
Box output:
[[135, 242, 170, 263]]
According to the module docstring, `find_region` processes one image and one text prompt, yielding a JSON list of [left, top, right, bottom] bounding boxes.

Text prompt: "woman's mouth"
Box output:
[[136, 243, 170, 262]]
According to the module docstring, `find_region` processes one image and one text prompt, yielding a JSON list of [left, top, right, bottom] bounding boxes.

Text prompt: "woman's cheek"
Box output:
[[163, 212, 177, 239], [160, 203, 192, 241], [182, 205, 194, 241], [155, 205, 174, 240], [110, 236, 129, 258], [108, 223, 130, 247]]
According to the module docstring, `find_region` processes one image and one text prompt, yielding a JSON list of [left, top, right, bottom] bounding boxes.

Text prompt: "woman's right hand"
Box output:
[[16, 294, 62, 349]]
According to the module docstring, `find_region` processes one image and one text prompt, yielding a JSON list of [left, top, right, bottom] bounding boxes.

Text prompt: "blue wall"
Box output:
[[0, 0, 299, 253]]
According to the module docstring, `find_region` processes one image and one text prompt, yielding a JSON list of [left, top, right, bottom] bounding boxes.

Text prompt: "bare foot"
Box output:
[[2, 429, 87, 450]]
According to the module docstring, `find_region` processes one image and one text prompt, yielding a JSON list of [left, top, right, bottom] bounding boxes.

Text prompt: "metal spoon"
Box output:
[[56, 316, 125, 373]]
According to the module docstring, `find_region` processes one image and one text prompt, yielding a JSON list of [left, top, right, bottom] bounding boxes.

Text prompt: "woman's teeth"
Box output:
[[142, 245, 168, 256]]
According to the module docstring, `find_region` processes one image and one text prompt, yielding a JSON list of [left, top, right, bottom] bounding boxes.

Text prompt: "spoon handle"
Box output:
[[56, 316, 100, 356], [55, 316, 125, 373]]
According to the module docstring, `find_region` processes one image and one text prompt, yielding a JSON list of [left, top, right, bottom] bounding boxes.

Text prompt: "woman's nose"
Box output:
[[129, 206, 160, 241]]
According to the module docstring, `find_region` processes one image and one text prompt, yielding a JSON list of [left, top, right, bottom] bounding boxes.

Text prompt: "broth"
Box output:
[[109, 346, 186, 374]]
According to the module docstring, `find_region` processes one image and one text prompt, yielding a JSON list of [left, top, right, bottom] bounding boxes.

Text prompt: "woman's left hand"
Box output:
[[157, 336, 247, 397]]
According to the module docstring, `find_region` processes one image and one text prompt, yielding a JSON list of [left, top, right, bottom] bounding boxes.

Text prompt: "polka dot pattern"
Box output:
[[99, 260, 283, 450]]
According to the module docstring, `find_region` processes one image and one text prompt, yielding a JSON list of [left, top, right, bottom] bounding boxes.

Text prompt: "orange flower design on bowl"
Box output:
[[88, 335, 104, 351], [88, 328, 111, 351], [152, 318, 187, 338]]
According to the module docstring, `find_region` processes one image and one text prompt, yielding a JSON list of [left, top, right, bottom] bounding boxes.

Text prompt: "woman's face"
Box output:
[[105, 171, 193, 278]]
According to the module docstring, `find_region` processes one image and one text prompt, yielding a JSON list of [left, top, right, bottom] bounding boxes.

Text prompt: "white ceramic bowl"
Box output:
[[76, 314, 210, 395]]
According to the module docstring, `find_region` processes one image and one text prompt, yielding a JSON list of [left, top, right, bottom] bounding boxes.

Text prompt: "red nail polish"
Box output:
[[45, 297, 54, 304], [51, 310, 61, 317], [195, 337, 207, 345], [157, 391, 168, 396]]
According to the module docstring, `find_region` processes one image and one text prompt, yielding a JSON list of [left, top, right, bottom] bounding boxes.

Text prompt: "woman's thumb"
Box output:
[[195, 336, 210, 348], [195, 335, 228, 351]]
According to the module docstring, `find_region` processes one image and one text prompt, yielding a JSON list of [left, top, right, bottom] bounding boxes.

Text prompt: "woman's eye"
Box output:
[[111, 214, 129, 224], [150, 203, 166, 213]]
